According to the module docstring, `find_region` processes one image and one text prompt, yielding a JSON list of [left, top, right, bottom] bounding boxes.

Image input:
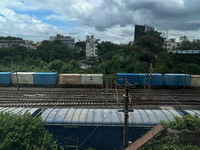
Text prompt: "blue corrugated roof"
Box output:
[[41, 108, 198, 126], [0, 107, 41, 117]]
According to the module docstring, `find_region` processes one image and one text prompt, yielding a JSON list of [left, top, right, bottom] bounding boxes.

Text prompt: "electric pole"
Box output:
[[123, 82, 129, 148], [105, 77, 108, 108], [118, 81, 133, 149], [183, 64, 188, 91], [148, 63, 153, 93], [15, 62, 19, 91]]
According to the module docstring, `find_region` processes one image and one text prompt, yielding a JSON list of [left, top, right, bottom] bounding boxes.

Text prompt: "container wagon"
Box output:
[[190, 75, 200, 88], [12, 72, 35, 87], [138, 73, 163, 88], [116, 73, 140, 87], [41, 108, 198, 150], [0, 72, 12, 86], [33, 72, 58, 87], [164, 73, 191, 88], [81, 74, 103, 87], [58, 74, 81, 87]]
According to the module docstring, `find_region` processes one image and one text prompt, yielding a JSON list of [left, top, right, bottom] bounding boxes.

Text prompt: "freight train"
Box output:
[[0, 72, 103, 87], [0, 72, 200, 88], [116, 73, 200, 88]]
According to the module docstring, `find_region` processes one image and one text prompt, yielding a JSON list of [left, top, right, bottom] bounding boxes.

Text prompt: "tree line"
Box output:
[[1, 31, 200, 75]]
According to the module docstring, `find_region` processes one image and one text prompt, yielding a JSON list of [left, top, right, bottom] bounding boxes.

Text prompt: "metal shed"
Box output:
[[0, 107, 41, 117], [0, 72, 12, 84], [41, 108, 199, 150]]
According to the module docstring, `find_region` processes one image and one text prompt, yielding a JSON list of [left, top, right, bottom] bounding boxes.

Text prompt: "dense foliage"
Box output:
[[0, 112, 59, 150], [1, 31, 200, 75], [142, 134, 199, 150], [160, 114, 200, 131], [142, 114, 200, 150]]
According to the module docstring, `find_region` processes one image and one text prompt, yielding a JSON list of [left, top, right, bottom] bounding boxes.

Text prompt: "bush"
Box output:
[[0, 112, 59, 150], [160, 114, 200, 131]]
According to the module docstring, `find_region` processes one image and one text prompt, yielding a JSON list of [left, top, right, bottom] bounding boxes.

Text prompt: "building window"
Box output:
[[168, 44, 170, 46]]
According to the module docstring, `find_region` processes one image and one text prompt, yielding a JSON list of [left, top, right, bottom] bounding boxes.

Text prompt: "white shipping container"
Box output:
[[81, 74, 103, 85], [190, 75, 200, 88], [12, 72, 35, 84]]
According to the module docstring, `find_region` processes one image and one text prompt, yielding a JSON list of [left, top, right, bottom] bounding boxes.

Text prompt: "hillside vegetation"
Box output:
[[1, 31, 200, 75]]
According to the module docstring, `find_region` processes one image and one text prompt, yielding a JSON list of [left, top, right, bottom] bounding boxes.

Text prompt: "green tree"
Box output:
[[142, 114, 200, 150], [0, 112, 58, 150], [134, 30, 165, 54], [47, 59, 66, 73]]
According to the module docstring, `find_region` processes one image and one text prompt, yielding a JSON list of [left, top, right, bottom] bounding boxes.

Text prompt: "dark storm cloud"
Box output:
[[76, 0, 200, 33]]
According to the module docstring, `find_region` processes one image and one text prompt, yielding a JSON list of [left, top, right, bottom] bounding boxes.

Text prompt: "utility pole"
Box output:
[[118, 81, 133, 149], [148, 63, 153, 93], [183, 64, 188, 91], [11, 58, 13, 72], [105, 77, 108, 108], [15, 62, 19, 91], [123, 82, 129, 148]]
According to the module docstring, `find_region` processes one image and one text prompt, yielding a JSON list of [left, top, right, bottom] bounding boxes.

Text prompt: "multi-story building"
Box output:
[[0, 37, 34, 49], [49, 34, 75, 48], [163, 38, 179, 52], [86, 35, 98, 58], [134, 25, 155, 40]]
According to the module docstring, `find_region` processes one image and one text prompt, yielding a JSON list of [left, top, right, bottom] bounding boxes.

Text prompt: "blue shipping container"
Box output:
[[164, 73, 191, 86], [0, 72, 12, 84], [116, 73, 140, 86], [33, 72, 58, 85], [139, 73, 163, 86]]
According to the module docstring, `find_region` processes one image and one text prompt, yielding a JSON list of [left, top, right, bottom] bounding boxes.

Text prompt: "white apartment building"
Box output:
[[86, 35, 98, 58], [163, 38, 179, 52], [49, 34, 75, 48]]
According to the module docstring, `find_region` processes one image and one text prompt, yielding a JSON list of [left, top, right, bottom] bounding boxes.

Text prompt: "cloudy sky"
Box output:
[[0, 0, 200, 44]]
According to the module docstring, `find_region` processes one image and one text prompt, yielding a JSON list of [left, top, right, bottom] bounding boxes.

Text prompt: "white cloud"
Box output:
[[0, 0, 200, 44], [0, 16, 6, 22]]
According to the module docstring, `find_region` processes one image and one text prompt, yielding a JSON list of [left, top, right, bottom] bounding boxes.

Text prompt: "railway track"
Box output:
[[1, 90, 200, 97], [0, 88, 200, 108], [1, 97, 200, 108]]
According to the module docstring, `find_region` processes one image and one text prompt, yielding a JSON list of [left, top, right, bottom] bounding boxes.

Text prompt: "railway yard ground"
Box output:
[[0, 87, 200, 110]]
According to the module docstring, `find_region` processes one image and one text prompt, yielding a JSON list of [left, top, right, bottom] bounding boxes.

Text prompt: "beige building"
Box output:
[[163, 38, 179, 52], [49, 34, 75, 48]]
